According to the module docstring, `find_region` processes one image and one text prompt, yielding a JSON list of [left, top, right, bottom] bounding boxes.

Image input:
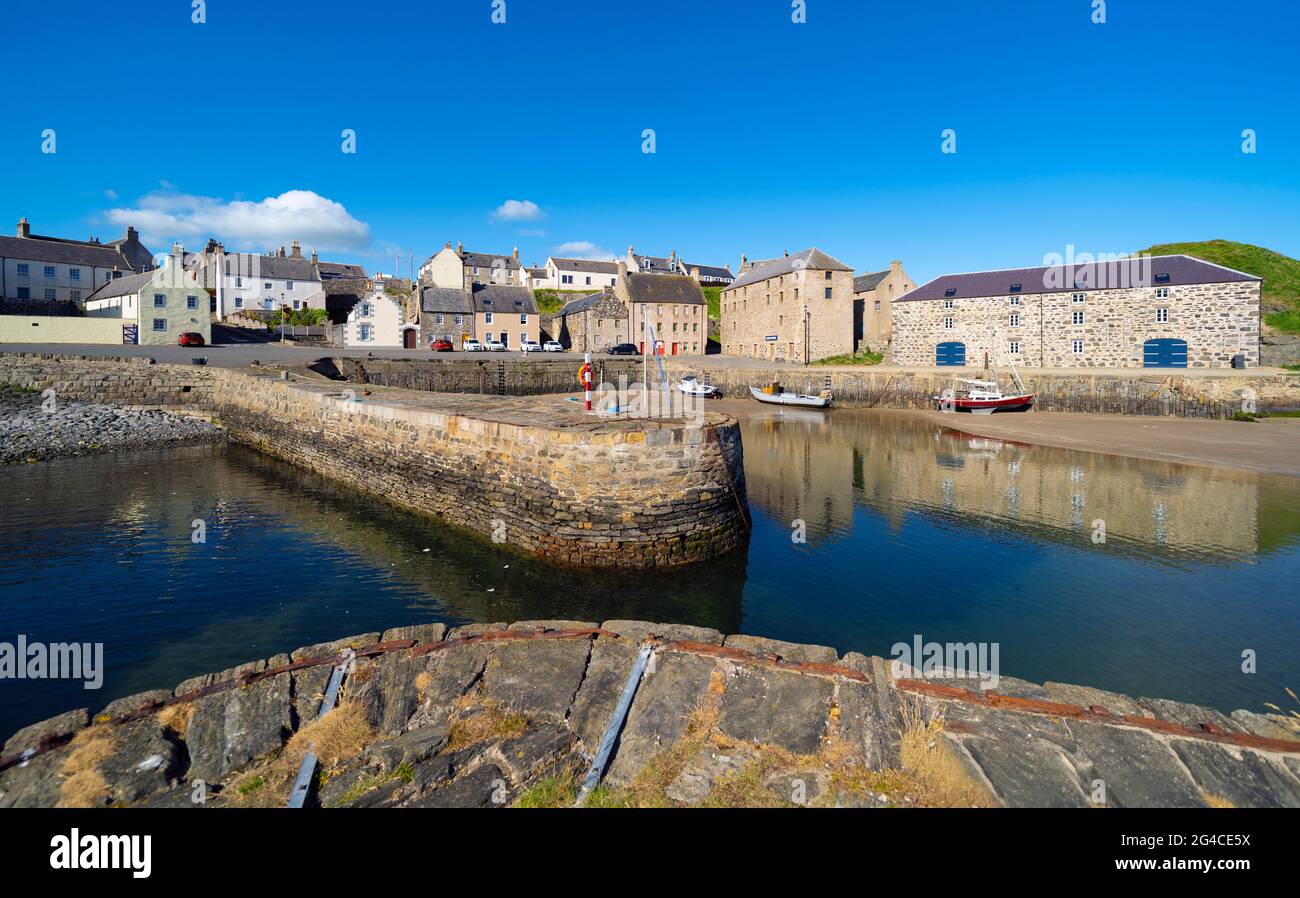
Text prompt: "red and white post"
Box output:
[[582, 353, 593, 411]]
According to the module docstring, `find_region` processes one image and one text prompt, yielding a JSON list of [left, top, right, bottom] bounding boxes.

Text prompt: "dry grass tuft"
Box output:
[[413, 670, 433, 700], [1203, 792, 1236, 809], [447, 701, 528, 751], [896, 705, 994, 808], [228, 700, 375, 807], [157, 702, 194, 738], [55, 727, 116, 808]]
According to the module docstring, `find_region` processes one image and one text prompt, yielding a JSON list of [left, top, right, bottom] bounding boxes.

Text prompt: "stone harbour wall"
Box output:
[[210, 373, 749, 568], [3, 620, 1298, 809], [0, 354, 749, 568], [663, 360, 1300, 415]]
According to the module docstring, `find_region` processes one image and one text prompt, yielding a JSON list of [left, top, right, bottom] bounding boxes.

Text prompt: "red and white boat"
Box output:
[[934, 367, 1034, 415]]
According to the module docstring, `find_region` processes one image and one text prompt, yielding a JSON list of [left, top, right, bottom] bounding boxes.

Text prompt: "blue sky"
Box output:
[[2, 0, 1297, 283]]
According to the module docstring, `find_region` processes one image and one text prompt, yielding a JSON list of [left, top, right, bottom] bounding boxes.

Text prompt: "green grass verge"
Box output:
[[1140, 240, 1300, 333], [812, 349, 884, 366]]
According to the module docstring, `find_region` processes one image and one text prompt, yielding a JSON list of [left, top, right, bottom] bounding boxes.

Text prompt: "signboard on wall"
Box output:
[[764, 334, 779, 341]]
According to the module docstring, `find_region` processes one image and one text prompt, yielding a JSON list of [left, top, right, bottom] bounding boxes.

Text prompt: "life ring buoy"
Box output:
[[578, 362, 593, 389]]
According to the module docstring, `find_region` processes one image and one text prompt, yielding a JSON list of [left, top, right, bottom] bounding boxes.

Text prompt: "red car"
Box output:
[[430, 338, 454, 352], [178, 332, 206, 347]]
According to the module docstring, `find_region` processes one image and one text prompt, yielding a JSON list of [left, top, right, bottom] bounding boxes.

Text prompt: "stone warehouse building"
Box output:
[[853, 259, 916, 351], [891, 255, 1262, 369], [616, 261, 708, 355], [554, 289, 629, 352], [720, 248, 855, 362]]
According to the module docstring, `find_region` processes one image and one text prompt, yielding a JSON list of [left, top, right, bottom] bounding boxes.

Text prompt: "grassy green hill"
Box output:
[[1139, 240, 1300, 332]]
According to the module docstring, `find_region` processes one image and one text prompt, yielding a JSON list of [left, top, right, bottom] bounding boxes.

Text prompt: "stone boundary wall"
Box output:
[[663, 361, 1300, 416], [333, 356, 650, 396], [0, 354, 748, 568], [4, 620, 1297, 808]]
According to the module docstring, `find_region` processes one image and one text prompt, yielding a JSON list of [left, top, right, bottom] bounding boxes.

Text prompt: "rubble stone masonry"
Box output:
[[891, 281, 1261, 368]]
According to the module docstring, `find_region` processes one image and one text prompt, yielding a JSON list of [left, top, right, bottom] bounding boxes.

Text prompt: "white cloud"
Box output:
[[104, 188, 371, 253], [491, 199, 545, 222], [103, 189, 118, 200], [552, 241, 618, 261]]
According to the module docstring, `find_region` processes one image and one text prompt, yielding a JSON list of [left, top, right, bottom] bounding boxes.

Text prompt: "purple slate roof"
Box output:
[[896, 255, 1260, 302]]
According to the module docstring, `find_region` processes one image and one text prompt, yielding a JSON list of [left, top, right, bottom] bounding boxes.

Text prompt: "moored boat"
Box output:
[[676, 375, 718, 397], [749, 384, 833, 408], [934, 367, 1033, 415]]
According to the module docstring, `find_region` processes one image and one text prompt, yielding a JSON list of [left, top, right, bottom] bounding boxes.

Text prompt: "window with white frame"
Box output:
[[1155, 287, 1169, 299], [1072, 310, 1085, 325], [154, 294, 166, 308], [361, 303, 372, 317], [44, 266, 55, 279], [69, 268, 80, 281], [1156, 308, 1169, 323], [1010, 313, 1020, 327], [44, 289, 56, 301], [454, 314, 463, 326], [1071, 292, 1085, 303], [1010, 296, 1021, 306], [187, 295, 198, 309], [519, 313, 527, 324], [292, 299, 301, 310], [264, 282, 272, 289], [943, 298, 954, 309], [943, 316, 954, 329], [16, 263, 28, 276], [235, 276, 242, 287], [484, 312, 493, 324], [1072, 339, 1084, 354], [435, 313, 444, 325], [359, 323, 373, 341], [286, 280, 294, 290], [70, 289, 80, 303], [1010, 341, 1020, 354], [153, 318, 167, 331], [234, 297, 244, 308]]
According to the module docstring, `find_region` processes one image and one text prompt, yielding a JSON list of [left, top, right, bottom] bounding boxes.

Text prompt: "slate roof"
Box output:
[[551, 257, 619, 274], [471, 284, 537, 314], [317, 261, 368, 279], [854, 270, 888, 293], [685, 262, 735, 280], [556, 290, 622, 317], [255, 256, 319, 281], [462, 250, 520, 271], [724, 248, 853, 292], [633, 254, 678, 274], [420, 286, 473, 314], [895, 254, 1261, 302], [0, 235, 138, 271], [83, 270, 156, 301], [624, 272, 706, 305]]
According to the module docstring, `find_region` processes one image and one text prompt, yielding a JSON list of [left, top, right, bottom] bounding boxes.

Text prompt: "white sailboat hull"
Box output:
[[749, 386, 831, 408]]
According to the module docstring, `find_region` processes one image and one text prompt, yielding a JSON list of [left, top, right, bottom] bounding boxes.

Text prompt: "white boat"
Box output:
[[749, 385, 832, 408], [676, 375, 717, 397]]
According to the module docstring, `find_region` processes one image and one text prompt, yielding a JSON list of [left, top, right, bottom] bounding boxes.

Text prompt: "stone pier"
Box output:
[[0, 355, 749, 568], [3, 621, 1297, 809]]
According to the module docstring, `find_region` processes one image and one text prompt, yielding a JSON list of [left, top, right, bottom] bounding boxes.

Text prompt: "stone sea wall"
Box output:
[[664, 360, 1300, 416], [330, 356, 648, 396], [3, 620, 1297, 809], [0, 354, 749, 568]]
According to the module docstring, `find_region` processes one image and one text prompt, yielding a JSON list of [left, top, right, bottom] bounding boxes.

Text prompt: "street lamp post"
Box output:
[[280, 292, 286, 342]]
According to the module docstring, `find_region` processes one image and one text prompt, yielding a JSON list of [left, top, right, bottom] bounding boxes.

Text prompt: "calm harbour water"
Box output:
[[1, 408, 1298, 737]]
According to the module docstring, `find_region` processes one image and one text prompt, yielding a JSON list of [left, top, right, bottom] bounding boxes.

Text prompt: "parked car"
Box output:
[[485, 340, 507, 352], [178, 332, 206, 347], [520, 340, 543, 353], [430, 338, 454, 352], [463, 339, 484, 352], [605, 342, 638, 355], [543, 340, 564, 352]]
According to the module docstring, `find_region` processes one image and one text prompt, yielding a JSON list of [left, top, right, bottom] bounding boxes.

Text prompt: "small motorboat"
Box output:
[[749, 383, 832, 408], [676, 375, 717, 397], [934, 367, 1033, 415]]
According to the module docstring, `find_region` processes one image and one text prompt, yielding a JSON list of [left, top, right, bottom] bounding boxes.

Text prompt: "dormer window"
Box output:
[[1154, 273, 1170, 284], [943, 287, 957, 297], [1009, 283, 1021, 292]]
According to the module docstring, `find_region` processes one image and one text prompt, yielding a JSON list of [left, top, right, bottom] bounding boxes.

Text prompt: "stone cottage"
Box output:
[[720, 248, 855, 363], [82, 244, 210, 346], [891, 254, 1262, 368], [554, 289, 629, 352]]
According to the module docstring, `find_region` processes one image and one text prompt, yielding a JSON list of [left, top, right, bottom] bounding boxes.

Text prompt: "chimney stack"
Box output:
[[617, 259, 628, 281], [456, 241, 463, 255], [290, 240, 302, 259], [512, 246, 519, 261], [890, 259, 902, 271], [126, 226, 138, 242], [311, 248, 318, 265], [17, 217, 30, 238]]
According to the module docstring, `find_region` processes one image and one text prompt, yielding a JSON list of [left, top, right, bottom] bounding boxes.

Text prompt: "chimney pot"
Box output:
[[891, 259, 902, 271], [17, 217, 30, 238]]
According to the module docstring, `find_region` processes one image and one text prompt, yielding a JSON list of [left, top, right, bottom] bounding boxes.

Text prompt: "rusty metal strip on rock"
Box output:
[[653, 639, 869, 683], [895, 678, 1300, 756]]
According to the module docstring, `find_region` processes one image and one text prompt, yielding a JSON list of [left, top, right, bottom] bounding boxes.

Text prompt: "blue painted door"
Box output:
[[936, 341, 966, 366], [1143, 338, 1188, 367]]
